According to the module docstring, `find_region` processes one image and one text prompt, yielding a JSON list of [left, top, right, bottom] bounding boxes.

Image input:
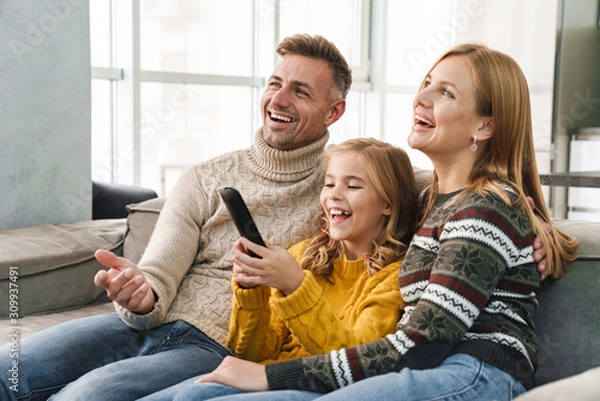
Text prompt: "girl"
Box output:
[[226, 138, 419, 364]]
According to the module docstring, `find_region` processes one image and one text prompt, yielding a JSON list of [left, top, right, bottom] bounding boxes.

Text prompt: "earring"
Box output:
[[470, 135, 478, 152]]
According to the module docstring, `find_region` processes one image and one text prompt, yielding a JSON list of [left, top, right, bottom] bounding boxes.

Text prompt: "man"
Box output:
[[0, 33, 356, 401], [0, 34, 546, 401]]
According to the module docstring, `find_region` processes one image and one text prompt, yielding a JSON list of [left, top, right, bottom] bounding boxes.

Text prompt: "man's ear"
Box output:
[[324, 98, 346, 127]]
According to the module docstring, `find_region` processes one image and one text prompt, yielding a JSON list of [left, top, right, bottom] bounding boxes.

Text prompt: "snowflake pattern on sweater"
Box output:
[[266, 181, 539, 392]]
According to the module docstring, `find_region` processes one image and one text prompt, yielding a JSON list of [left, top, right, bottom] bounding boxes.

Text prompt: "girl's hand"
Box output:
[[232, 261, 258, 289], [232, 238, 305, 296]]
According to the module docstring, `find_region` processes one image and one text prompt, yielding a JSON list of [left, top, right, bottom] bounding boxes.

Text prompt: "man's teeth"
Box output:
[[271, 113, 293, 122]]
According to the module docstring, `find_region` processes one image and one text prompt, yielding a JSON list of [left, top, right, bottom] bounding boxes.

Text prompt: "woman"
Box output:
[[186, 43, 579, 401]]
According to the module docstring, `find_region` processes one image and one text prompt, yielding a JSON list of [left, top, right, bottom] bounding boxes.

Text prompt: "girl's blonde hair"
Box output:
[[420, 43, 578, 278], [300, 138, 419, 281]]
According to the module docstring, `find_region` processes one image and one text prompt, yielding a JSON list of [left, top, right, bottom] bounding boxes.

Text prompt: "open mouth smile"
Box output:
[[269, 111, 297, 123], [414, 114, 435, 128], [329, 208, 352, 222]]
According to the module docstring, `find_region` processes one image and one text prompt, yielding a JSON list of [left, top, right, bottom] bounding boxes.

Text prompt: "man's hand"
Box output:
[[94, 249, 155, 314], [196, 356, 269, 392]]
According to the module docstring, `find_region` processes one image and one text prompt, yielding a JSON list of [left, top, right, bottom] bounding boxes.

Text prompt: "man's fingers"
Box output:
[[105, 268, 137, 299], [95, 249, 134, 271], [94, 269, 110, 288], [115, 280, 149, 310]]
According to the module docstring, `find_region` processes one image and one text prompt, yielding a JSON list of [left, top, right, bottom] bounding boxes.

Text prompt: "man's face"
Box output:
[[261, 54, 345, 150]]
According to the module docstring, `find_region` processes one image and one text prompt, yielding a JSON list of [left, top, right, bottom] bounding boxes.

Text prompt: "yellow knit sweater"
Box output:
[[227, 239, 403, 363]]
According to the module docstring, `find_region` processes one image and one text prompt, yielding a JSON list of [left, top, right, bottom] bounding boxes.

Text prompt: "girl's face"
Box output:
[[320, 152, 391, 260], [408, 55, 485, 164]]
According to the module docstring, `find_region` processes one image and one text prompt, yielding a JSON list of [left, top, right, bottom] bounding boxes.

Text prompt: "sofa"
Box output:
[[0, 195, 599, 394]]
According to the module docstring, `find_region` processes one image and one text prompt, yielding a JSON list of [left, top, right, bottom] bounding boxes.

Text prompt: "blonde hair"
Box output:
[[300, 138, 419, 281], [420, 43, 578, 278]]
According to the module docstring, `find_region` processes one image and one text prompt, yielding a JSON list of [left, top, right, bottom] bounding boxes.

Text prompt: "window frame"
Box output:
[[90, 0, 373, 192]]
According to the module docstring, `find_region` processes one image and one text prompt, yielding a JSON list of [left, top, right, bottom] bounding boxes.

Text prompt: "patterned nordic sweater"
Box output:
[[266, 181, 539, 392], [227, 239, 403, 362]]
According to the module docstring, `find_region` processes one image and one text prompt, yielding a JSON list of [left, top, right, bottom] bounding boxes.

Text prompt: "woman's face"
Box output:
[[320, 152, 391, 260], [408, 55, 485, 164]]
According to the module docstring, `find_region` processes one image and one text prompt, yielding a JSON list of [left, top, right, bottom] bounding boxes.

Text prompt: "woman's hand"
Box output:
[[232, 238, 305, 295], [196, 356, 269, 392], [526, 196, 552, 281]]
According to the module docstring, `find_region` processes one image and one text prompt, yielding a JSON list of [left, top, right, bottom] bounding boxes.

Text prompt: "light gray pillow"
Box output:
[[123, 197, 166, 264]]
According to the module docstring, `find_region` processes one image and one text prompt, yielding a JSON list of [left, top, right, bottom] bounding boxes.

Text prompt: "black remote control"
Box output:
[[219, 187, 266, 256]]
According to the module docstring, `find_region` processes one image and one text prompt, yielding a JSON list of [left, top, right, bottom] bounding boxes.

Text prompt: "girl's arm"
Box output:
[[227, 240, 312, 362], [273, 261, 402, 355], [227, 283, 285, 361]]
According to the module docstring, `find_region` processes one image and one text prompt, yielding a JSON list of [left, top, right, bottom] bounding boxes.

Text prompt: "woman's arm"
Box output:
[[262, 197, 537, 393]]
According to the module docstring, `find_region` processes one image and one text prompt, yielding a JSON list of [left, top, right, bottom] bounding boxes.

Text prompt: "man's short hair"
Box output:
[[276, 34, 352, 99]]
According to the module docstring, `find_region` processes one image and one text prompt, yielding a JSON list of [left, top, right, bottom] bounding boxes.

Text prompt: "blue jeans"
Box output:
[[0, 313, 231, 401], [138, 378, 317, 401], [156, 354, 526, 401]]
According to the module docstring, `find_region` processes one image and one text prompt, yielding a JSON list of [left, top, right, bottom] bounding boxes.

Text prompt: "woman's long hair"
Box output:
[[300, 138, 419, 282], [420, 43, 578, 278]]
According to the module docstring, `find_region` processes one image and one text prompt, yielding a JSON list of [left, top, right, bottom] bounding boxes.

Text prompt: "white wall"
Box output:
[[0, 0, 91, 229]]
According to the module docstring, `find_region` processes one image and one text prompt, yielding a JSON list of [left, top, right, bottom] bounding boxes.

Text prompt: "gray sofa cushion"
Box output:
[[553, 219, 600, 259], [123, 198, 165, 264], [534, 219, 600, 386], [0, 219, 126, 318], [534, 259, 600, 386]]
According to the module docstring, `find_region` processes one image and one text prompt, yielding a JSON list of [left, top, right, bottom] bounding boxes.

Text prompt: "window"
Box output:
[[91, 1, 583, 219], [140, 1, 254, 76], [90, 0, 370, 196]]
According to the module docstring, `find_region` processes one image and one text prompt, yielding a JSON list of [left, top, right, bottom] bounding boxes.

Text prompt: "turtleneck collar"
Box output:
[[248, 128, 330, 182]]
